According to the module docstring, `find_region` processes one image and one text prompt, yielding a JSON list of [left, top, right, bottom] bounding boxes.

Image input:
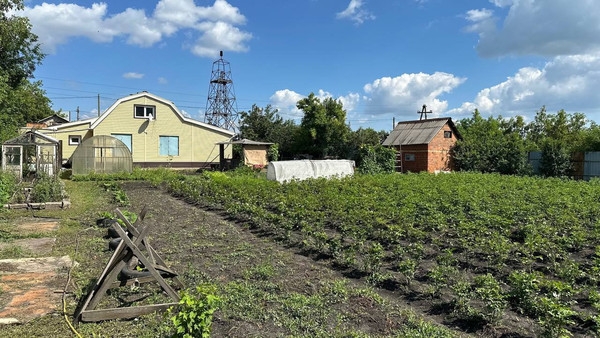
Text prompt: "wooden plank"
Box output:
[[74, 226, 131, 324], [114, 225, 180, 301], [84, 223, 147, 312], [80, 303, 178, 322]]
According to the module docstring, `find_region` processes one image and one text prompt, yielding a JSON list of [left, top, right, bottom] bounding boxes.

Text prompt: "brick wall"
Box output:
[[427, 126, 458, 172], [395, 144, 428, 173]]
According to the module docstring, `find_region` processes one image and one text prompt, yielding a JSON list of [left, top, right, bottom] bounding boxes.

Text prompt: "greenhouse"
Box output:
[[71, 135, 132, 175]]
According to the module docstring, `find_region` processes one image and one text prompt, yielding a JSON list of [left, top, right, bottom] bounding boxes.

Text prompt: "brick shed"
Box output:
[[382, 117, 462, 173]]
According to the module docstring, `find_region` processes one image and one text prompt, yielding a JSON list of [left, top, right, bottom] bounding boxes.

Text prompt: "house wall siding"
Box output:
[[93, 97, 231, 166], [37, 124, 92, 161]]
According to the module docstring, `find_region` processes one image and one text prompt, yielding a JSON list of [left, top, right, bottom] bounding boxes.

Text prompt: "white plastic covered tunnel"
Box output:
[[266, 160, 355, 183]]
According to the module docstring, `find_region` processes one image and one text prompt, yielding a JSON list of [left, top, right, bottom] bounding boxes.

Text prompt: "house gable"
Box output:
[[90, 92, 235, 167]]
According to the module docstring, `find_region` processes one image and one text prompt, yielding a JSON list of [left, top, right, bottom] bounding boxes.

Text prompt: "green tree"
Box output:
[[453, 110, 530, 175], [238, 104, 298, 159], [356, 145, 396, 174], [525, 107, 588, 177], [526, 107, 586, 149], [296, 93, 351, 159], [0, 0, 53, 142], [347, 127, 387, 161]]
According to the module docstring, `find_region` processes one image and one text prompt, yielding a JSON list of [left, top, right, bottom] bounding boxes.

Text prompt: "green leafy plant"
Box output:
[[29, 172, 65, 203], [170, 284, 221, 338]]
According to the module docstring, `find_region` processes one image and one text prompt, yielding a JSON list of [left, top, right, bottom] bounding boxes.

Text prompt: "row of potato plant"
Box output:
[[119, 169, 599, 336]]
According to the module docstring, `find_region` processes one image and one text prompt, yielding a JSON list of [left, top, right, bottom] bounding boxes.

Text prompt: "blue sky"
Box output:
[[18, 0, 600, 131]]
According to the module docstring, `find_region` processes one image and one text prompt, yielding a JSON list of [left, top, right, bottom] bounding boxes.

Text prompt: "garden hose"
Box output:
[[63, 235, 83, 338]]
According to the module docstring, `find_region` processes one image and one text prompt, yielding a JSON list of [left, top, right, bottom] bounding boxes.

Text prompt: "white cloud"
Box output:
[[191, 21, 252, 57], [448, 53, 600, 116], [363, 72, 466, 120], [338, 93, 361, 112], [466, 0, 600, 57], [269, 89, 304, 119], [336, 0, 375, 25], [22, 0, 251, 57], [158, 77, 168, 84], [123, 72, 144, 79], [269, 89, 361, 121]]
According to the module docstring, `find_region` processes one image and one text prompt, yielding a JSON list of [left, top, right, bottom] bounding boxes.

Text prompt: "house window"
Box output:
[[159, 136, 179, 156], [134, 105, 155, 119], [111, 134, 132, 153], [69, 135, 81, 145], [404, 153, 415, 161], [444, 131, 452, 138]]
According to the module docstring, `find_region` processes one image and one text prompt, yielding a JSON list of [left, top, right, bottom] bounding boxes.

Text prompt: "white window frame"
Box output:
[[134, 105, 155, 119], [69, 135, 81, 145]]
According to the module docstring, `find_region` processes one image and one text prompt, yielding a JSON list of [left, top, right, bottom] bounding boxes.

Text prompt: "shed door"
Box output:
[[2, 145, 23, 178], [38, 145, 56, 176]]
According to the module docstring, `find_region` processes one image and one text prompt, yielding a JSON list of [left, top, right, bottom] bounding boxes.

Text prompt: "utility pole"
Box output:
[[77, 106, 80, 121], [98, 94, 101, 116]]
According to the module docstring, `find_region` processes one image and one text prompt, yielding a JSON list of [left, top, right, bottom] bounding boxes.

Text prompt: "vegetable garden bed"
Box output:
[[160, 170, 600, 337]]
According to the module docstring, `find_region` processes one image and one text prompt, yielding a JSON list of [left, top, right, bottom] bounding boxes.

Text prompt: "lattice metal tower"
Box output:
[[204, 51, 238, 132]]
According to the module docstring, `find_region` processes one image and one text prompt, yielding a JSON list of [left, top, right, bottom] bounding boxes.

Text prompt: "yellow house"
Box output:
[[38, 91, 235, 168]]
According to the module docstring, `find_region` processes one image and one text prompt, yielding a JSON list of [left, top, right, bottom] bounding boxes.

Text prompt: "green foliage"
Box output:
[[29, 173, 65, 203], [454, 110, 530, 175], [0, 171, 17, 204], [539, 139, 573, 177], [239, 104, 299, 159], [100, 182, 130, 206], [0, 0, 53, 142], [170, 285, 220, 338], [91, 168, 600, 336], [267, 143, 279, 162], [356, 144, 396, 174], [296, 93, 351, 159], [472, 273, 507, 324]]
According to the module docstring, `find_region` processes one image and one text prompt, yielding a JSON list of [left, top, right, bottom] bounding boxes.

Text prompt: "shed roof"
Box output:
[[3, 130, 59, 146], [382, 117, 461, 146], [216, 138, 273, 146]]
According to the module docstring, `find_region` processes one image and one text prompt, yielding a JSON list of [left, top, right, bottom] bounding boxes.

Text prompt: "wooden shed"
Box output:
[[216, 139, 274, 170], [382, 117, 462, 173]]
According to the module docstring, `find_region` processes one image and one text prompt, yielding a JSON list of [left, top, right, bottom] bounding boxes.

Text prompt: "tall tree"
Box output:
[[525, 107, 588, 177], [239, 104, 298, 159], [0, 0, 53, 141], [453, 110, 530, 175], [296, 93, 351, 159]]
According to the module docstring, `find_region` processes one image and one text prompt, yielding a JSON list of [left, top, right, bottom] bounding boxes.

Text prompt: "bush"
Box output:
[[29, 173, 66, 203], [0, 171, 18, 205], [356, 145, 396, 174]]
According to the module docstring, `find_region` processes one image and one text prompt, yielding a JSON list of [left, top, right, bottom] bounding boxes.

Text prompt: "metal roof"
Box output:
[[382, 117, 460, 146], [216, 138, 274, 145]]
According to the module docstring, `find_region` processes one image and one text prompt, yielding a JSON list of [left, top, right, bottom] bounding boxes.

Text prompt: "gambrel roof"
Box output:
[[382, 117, 462, 146], [90, 91, 235, 136]]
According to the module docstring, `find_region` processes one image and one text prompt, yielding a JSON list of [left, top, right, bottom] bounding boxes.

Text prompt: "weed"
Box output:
[[169, 284, 220, 338]]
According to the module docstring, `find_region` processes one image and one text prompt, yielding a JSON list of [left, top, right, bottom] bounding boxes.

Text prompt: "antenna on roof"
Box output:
[[418, 104, 432, 120]]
